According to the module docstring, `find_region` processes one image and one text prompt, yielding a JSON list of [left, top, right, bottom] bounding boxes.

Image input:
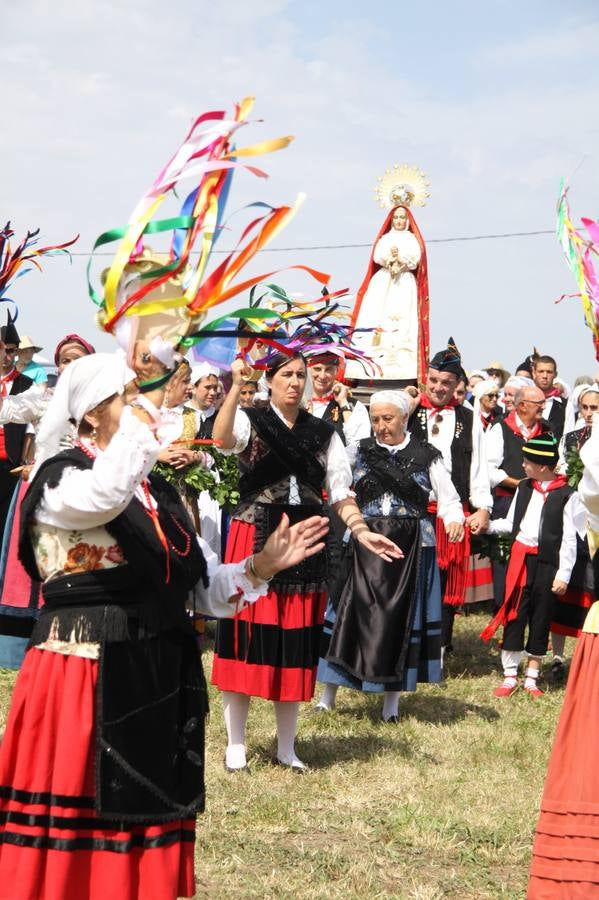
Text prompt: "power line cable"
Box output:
[[63, 228, 556, 256]]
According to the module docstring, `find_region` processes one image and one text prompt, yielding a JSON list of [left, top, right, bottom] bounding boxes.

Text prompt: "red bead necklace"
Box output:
[[75, 441, 192, 583]]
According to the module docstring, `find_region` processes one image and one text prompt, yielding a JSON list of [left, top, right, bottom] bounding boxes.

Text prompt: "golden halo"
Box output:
[[374, 163, 431, 209]]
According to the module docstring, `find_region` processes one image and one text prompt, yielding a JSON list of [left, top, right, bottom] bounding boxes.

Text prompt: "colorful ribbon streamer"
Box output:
[[0, 223, 78, 311], [556, 180, 599, 359]]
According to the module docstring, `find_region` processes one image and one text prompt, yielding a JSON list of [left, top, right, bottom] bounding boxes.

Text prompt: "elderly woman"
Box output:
[[472, 379, 501, 432], [0, 352, 328, 900], [316, 390, 464, 722], [211, 354, 400, 771]]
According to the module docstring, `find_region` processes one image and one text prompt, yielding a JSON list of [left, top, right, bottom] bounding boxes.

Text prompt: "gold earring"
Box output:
[[91, 426, 97, 446]]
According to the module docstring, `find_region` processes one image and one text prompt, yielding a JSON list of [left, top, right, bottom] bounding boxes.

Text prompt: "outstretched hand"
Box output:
[[356, 530, 403, 562], [255, 513, 330, 579]]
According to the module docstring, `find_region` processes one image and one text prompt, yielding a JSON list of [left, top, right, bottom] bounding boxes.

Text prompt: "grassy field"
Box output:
[[0, 610, 569, 899]]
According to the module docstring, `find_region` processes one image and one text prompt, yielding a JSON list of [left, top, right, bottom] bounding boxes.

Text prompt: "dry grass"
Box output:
[[0, 610, 569, 898]]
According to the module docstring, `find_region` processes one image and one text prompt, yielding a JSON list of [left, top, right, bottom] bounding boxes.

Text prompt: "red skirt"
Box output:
[[529, 630, 599, 897], [211, 519, 327, 701], [0, 647, 195, 900]]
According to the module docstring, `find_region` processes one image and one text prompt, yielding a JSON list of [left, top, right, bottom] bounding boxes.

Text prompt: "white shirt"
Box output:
[[422, 405, 492, 510], [35, 406, 266, 619], [579, 413, 599, 534], [487, 486, 579, 583], [0, 383, 47, 425], [223, 403, 354, 505]]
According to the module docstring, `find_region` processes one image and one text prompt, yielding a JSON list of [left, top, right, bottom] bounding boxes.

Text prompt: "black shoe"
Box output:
[[551, 657, 566, 683], [381, 714, 400, 724]]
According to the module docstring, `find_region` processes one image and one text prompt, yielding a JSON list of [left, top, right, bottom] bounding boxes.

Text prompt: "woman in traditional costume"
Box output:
[[0, 334, 96, 668], [0, 351, 328, 900], [211, 354, 401, 772], [316, 390, 464, 721]]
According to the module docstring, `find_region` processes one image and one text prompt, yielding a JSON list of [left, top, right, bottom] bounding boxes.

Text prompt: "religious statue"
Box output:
[[347, 164, 430, 386]]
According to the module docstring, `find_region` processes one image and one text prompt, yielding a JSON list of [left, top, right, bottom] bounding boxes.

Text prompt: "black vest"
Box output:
[[511, 478, 574, 568], [546, 397, 566, 442], [319, 399, 346, 445], [564, 427, 591, 455], [196, 410, 216, 440], [354, 436, 440, 513], [409, 403, 472, 503], [494, 418, 554, 481]]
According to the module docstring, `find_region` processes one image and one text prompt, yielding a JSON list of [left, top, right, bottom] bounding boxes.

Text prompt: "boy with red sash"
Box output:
[[480, 435, 578, 697]]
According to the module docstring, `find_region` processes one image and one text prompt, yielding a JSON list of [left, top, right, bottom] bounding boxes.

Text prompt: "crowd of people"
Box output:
[[0, 320, 598, 898]]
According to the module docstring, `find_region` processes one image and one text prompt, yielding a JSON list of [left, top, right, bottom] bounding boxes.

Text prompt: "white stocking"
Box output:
[[316, 683, 339, 710], [382, 691, 401, 721], [273, 700, 303, 767], [221, 691, 250, 769]]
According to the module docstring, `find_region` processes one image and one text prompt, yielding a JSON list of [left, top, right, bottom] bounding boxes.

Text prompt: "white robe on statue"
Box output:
[[348, 228, 421, 381]]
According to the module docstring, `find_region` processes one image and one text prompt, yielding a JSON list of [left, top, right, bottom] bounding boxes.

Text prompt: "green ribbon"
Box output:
[[87, 215, 197, 307]]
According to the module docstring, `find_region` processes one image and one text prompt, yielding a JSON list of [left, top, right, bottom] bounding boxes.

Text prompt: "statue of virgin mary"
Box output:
[[346, 167, 430, 385]]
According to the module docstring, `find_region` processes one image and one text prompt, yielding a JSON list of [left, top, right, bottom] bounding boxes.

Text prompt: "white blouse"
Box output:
[[34, 405, 268, 619]]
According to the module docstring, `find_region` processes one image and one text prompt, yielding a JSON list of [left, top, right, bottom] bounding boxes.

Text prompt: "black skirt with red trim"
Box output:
[[0, 648, 195, 900], [211, 519, 327, 701]]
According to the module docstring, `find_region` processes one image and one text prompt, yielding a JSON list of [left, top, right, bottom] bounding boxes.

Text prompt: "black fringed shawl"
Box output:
[[238, 406, 334, 589], [354, 437, 441, 513]]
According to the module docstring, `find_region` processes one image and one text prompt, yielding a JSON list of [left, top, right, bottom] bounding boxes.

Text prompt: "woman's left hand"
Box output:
[[357, 531, 403, 562]]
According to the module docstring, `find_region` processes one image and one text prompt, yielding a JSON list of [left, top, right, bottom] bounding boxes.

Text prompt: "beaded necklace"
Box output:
[[75, 440, 192, 583]]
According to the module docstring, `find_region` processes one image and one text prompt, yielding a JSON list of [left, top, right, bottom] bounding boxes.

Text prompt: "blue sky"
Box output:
[[2, 0, 599, 381]]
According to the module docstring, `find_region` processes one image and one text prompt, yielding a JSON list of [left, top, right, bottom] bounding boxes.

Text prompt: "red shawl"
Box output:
[[351, 206, 429, 384]]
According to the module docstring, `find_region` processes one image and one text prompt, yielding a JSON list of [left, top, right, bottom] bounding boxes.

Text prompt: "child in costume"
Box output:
[[480, 435, 579, 697]]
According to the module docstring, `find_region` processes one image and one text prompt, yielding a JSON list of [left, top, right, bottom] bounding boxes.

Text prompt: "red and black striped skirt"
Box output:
[[211, 519, 327, 702], [0, 647, 195, 900]]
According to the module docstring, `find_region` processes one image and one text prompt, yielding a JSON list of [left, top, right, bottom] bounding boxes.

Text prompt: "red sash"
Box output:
[[480, 540, 538, 642], [428, 501, 471, 607]]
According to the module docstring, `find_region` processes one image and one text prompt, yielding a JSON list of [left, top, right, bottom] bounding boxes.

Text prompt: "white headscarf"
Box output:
[[190, 362, 220, 385], [370, 390, 411, 417], [503, 375, 535, 391], [34, 352, 135, 472], [472, 379, 499, 401], [564, 383, 599, 436]]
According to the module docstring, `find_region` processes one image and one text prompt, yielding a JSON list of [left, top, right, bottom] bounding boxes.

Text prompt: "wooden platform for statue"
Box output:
[[347, 378, 418, 406]]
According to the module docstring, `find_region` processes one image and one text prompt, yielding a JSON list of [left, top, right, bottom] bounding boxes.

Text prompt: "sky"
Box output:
[[2, 0, 599, 382]]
